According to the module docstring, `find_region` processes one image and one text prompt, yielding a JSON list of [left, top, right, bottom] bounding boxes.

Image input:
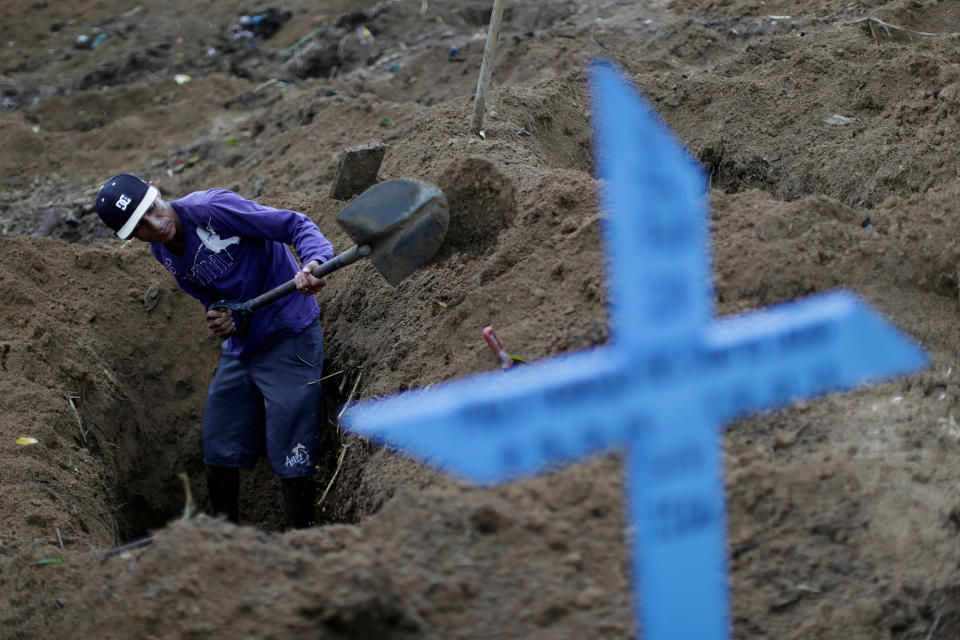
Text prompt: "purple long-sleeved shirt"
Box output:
[[151, 189, 334, 359]]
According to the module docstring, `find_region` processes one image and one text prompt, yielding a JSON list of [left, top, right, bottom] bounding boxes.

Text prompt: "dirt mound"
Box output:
[[4, 0, 960, 639], [436, 157, 516, 256]]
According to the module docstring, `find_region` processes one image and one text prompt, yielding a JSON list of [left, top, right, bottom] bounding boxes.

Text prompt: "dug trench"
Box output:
[[0, 154, 520, 549], [0, 237, 378, 550], [27, 230, 332, 545], [110, 361, 367, 539]]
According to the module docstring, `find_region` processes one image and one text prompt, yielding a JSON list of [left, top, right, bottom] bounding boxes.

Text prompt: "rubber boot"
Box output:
[[205, 465, 239, 524], [280, 476, 316, 529]]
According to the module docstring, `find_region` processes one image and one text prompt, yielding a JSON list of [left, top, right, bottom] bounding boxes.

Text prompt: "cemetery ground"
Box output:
[[3, 0, 960, 638]]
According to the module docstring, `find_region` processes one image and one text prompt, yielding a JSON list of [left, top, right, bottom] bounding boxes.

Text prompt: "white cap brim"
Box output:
[[116, 185, 158, 239]]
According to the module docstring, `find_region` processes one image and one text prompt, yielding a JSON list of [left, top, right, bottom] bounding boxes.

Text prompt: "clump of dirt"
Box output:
[[436, 156, 516, 256], [5, 0, 960, 639]]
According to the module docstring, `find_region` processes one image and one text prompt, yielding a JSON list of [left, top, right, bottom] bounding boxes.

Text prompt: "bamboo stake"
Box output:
[[100, 535, 153, 558], [65, 393, 88, 443], [178, 472, 196, 520], [337, 370, 363, 422], [470, 0, 508, 134], [317, 444, 349, 506]]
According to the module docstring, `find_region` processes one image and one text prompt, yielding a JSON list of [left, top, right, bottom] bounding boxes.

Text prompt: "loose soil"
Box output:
[[3, 0, 960, 638]]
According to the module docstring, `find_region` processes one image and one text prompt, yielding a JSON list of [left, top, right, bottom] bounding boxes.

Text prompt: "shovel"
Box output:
[[211, 178, 448, 334]]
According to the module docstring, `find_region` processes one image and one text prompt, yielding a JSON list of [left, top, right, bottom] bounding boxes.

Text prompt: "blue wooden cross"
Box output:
[[341, 61, 927, 639]]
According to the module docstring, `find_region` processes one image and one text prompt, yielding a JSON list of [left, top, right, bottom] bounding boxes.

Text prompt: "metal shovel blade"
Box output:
[[336, 178, 449, 285]]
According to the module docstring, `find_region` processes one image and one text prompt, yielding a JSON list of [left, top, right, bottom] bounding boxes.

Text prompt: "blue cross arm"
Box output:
[[696, 290, 928, 422], [341, 347, 636, 485]]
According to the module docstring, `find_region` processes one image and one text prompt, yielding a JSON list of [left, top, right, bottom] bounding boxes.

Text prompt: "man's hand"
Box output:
[[294, 260, 329, 296], [207, 308, 235, 338]]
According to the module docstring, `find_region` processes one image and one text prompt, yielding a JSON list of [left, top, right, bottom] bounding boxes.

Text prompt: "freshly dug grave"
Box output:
[[3, 0, 960, 639]]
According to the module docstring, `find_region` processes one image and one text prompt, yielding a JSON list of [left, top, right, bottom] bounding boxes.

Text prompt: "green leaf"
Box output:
[[31, 557, 62, 566]]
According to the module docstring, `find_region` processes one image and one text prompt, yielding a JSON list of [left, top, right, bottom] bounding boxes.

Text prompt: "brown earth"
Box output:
[[3, 0, 960, 638]]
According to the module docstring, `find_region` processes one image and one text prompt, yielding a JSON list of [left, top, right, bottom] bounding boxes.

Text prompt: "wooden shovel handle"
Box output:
[[247, 244, 371, 312]]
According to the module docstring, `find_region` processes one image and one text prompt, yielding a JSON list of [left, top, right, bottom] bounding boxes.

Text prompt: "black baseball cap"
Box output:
[[95, 174, 159, 239]]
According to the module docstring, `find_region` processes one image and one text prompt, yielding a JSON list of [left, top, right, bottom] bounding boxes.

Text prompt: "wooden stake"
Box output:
[[178, 472, 196, 520], [65, 393, 88, 443], [470, 0, 508, 134], [317, 444, 349, 506]]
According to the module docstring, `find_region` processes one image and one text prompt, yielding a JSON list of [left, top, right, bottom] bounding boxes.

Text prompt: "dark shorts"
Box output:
[[202, 318, 324, 479]]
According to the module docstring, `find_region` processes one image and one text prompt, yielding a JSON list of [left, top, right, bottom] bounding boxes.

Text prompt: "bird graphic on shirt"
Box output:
[[196, 225, 240, 253]]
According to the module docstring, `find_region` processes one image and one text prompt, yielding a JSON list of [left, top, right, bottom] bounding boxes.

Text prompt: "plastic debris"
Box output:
[[31, 558, 62, 566], [826, 114, 853, 126], [447, 45, 463, 61], [16, 437, 38, 445], [174, 74, 191, 85], [76, 30, 109, 49], [170, 154, 202, 174], [230, 8, 291, 41], [357, 26, 374, 46], [482, 326, 525, 370]]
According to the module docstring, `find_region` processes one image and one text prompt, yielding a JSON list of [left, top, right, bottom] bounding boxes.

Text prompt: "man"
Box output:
[[95, 173, 334, 528]]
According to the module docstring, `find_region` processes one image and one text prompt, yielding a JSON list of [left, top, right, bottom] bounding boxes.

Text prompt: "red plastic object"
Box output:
[[482, 326, 514, 370]]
